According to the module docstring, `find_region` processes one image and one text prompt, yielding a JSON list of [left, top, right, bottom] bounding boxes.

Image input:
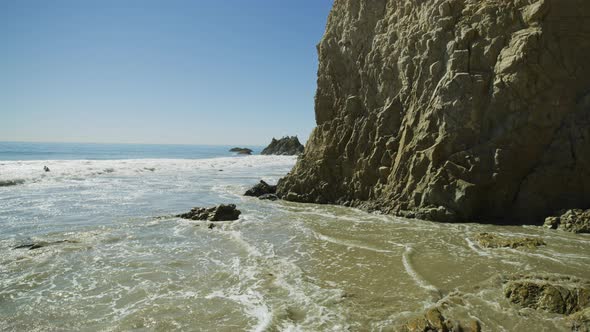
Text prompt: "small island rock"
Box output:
[[229, 147, 253, 155], [261, 136, 304, 155]]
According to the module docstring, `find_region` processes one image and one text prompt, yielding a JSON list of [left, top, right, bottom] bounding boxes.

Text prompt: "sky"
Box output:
[[0, 0, 333, 145]]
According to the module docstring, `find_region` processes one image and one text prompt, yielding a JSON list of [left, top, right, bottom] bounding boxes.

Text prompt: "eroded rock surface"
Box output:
[[261, 136, 304, 155], [176, 204, 241, 221], [277, 0, 590, 224], [544, 209, 590, 233]]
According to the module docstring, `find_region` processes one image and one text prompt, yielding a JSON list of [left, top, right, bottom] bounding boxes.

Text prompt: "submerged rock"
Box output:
[[397, 307, 481, 332], [176, 204, 241, 221], [544, 209, 590, 234], [503, 275, 590, 315], [259, 194, 279, 201], [244, 180, 277, 197], [261, 136, 304, 155], [474, 232, 545, 249], [277, 0, 590, 224], [13, 240, 79, 250], [229, 147, 253, 155]]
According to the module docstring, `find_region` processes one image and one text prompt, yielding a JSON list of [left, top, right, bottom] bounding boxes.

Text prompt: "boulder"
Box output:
[[244, 180, 277, 197], [503, 275, 590, 315], [544, 209, 590, 233], [229, 147, 253, 155], [176, 204, 241, 221], [261, 136, 304, 155]]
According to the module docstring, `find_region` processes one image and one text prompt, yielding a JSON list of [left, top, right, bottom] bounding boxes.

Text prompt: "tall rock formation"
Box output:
[[278, 0, 590, 224]]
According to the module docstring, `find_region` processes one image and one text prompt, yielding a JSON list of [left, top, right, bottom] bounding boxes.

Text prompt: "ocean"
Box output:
[[1, 142, 589, 331]]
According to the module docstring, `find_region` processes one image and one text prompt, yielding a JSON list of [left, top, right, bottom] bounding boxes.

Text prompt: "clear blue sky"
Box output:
[[0, 0, 333, 145]]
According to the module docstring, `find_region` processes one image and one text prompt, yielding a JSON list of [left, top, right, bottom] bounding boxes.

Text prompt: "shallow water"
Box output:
[[1, 155, 589, 331]]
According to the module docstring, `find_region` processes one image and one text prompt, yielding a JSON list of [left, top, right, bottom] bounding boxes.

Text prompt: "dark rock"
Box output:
[[503, 275, 590, 315], [244, 180, 276, 197], [277, 0, 590, 225], [229, 147, 253, 155], [13, 240, 79, 250], [474, 232, 545, 249], [261, 136, 304, 155], [544, 209, 590, 234], [43, 166, 50, 172], [259, 194, 279, 201], [176, 204, 241, 221], [0, 179, 26, 187]]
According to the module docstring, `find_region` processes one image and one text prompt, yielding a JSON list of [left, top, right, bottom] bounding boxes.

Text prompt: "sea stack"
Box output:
[[261, 136, 304, 155], [277, 0, 590, 224]]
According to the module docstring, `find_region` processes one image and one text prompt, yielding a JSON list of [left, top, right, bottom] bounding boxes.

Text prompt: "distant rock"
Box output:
[[261, 136, 304, 155], [544, 209, 590, 234], [474, 232, 545, 249], [503, 274, 590, 315], [176, 204, 241, 221], [244, 180, 276, 197], [229, 147, 253, 155]]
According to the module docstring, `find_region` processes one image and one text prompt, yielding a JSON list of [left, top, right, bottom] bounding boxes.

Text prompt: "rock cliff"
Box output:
[[277, 0, 590, 223]]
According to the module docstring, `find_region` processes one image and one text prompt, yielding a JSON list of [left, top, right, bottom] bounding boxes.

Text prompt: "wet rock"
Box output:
[[259, 194, 279, 201], [474, 232, 545, 249], [503, 275, 590, 315], [397, 307, 481, 332], [568, 307, 590, 332], [277, 0, 590, 224], [43, 166, 50, 172], [229, 147, 253, 155], [13, 240, 79, 250], [244, 180, 277, 197], [261, 136, 304, 155], [544, 209, 590, 234], [0, 179, 26, 187], [176, 204, 241, 221]]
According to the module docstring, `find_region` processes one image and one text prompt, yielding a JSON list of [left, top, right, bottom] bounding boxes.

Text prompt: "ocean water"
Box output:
[[1, 142, 589, 331]]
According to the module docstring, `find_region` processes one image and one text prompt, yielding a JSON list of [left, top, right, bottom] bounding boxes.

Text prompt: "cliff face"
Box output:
[[278, 0, 590, 223]]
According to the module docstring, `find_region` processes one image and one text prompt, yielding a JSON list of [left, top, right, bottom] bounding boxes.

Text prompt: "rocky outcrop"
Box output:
[[504, 275, 590, 315], [261, 136, 304, 155], [244, 180, 277, 197], [474, 232, 545, 249], [277, 0, 590, 224], [176, 204, 241, 221], [544, 209, 590, 233], [229, 147, 253, 155]]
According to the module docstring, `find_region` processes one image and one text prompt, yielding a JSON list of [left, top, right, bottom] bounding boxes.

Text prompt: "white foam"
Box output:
[[0, 156, 297, 186], [315, 233, 395, 254], [401, 246, 440, 294]]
